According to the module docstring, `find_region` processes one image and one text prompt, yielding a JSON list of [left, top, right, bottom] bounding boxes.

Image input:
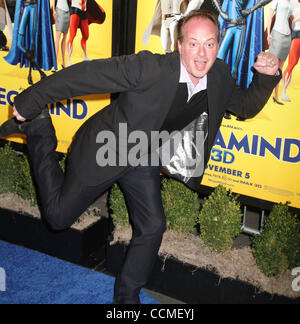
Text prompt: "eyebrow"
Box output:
[[188, 37, 217, 42]]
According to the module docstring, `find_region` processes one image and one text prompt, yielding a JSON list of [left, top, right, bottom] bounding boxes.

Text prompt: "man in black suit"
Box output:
[[0, 10, 280, 304]]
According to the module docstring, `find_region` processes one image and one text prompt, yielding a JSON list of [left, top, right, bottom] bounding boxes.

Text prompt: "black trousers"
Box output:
[[26, 117, 166, 304]]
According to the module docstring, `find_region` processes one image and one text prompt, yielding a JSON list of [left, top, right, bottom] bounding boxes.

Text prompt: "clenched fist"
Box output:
[[13, 106, 26, 122], [253, 52, 279, 76]]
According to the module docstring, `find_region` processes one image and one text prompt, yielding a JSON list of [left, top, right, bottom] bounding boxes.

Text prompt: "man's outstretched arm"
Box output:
[[13, 52, 151, 121], [226, 52, 281, 118]]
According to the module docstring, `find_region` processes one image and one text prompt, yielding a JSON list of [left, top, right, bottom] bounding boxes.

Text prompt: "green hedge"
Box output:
[[197, 185, 243, 253], [253, 203, 300, 277], [161, 178, 199, 234], [0, 144, 37, 205], [0, 144, 21, 195], [109, 178, 200, 234], [0, 144, 67, 206], [109, 183, 130, 228]]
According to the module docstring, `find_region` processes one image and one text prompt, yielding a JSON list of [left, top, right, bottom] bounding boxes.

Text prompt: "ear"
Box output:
[[178, 40, 182, 54]]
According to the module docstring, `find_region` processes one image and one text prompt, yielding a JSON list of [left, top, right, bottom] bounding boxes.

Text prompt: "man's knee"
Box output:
[[156, 216, 167, 235], [141, 213, 167, 239]]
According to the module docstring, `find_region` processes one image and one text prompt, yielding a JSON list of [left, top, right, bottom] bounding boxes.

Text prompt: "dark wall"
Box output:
[[112, 0, 138, 56]]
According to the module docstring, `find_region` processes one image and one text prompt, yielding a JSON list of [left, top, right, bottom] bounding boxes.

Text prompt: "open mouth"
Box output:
[[194, 61, 207, 70]]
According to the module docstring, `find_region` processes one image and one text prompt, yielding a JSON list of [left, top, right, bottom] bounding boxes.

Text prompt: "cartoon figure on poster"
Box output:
[[212, 0, 272, 120], [4, 0, 57, 85], [282, 0, 300, 102], [143, 0, 204, 53], [0, 0, 12, 51], [213, 0, 272, 87], [267, 0, 294, 105], [67, 0, 106, 67], [51, 0, 70, 69]]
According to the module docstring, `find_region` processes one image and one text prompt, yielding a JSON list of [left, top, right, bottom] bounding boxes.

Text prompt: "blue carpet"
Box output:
[[0, 240, 159, 304]]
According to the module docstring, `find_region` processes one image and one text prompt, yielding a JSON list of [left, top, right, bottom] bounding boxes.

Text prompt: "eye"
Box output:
[[205, 42, 216, 49], [189, 42, 199, 48]]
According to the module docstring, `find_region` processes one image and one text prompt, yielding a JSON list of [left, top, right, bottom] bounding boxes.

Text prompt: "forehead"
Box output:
[[183, 17, 219, 40]]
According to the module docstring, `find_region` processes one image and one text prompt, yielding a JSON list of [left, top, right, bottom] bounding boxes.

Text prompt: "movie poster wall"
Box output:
[[0, 0, 112, 153], [135, 0, 300, 209]]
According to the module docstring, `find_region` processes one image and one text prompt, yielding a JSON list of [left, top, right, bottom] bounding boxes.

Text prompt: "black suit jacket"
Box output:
[[14, 51, 281, 190]]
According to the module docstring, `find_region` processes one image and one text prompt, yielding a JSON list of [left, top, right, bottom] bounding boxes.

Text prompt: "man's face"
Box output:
[[178, 17, 219, 86]]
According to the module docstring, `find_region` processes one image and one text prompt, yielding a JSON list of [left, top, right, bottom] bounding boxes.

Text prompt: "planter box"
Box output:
[[106, 242, 300, 304], [0, 208, 113, 268]]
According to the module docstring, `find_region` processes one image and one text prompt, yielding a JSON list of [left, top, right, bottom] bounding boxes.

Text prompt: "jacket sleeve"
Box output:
[[14, 52, 150, 120], [225, 68, 282, 119]]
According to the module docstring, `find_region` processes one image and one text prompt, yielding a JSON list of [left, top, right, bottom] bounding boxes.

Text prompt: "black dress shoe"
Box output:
[[0, 109, 50, 138]]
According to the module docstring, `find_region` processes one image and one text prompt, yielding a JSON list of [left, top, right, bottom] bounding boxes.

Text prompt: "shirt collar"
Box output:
[[179, 63, 207, 101]]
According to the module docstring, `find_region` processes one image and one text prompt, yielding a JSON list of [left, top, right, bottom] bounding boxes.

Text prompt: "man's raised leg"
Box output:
[[9, 112, 112, 230]]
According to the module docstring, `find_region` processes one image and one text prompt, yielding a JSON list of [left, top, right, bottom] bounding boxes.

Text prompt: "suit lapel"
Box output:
[[207, 62, 222, 150], [155, 52, 181, 129]]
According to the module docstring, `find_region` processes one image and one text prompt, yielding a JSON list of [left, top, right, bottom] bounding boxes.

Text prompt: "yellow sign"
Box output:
[[0, 0, 112, 153], [202, 2, 300, 209], [135, 0, 300, 209]]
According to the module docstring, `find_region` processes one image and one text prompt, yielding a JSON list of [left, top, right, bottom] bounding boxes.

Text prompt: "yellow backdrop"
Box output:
[[135, 0, 300, 209], [0, 0, 112, 153]]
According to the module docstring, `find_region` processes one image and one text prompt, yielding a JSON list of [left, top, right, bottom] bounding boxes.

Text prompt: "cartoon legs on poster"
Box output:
[[0, 0, 12, 51], [214, 0, 271, 80], [17, 1, 46, 84], [143, 0, 204, 54], [282, 35, 300, 101], [162, 0, 205, 53], [67, 6, 89, 67], [67, 0, 106, 67], [51, 0, 70, 69], [282, 9, 300, 102], [212, 0, 272, 120], [266, 0, 294, 105], [4, 0, 57, 85]]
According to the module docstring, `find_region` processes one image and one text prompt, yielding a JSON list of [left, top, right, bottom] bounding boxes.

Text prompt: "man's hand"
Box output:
[[254, 52, 279, 76], [13, 106, 26, 122]]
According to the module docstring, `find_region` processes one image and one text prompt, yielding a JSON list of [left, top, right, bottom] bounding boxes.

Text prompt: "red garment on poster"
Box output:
[[51, 0, 106, 25], [87, 0, 106, 25]]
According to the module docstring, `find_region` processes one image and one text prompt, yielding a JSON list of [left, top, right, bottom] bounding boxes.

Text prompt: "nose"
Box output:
[[198, 43, 206, 57]]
